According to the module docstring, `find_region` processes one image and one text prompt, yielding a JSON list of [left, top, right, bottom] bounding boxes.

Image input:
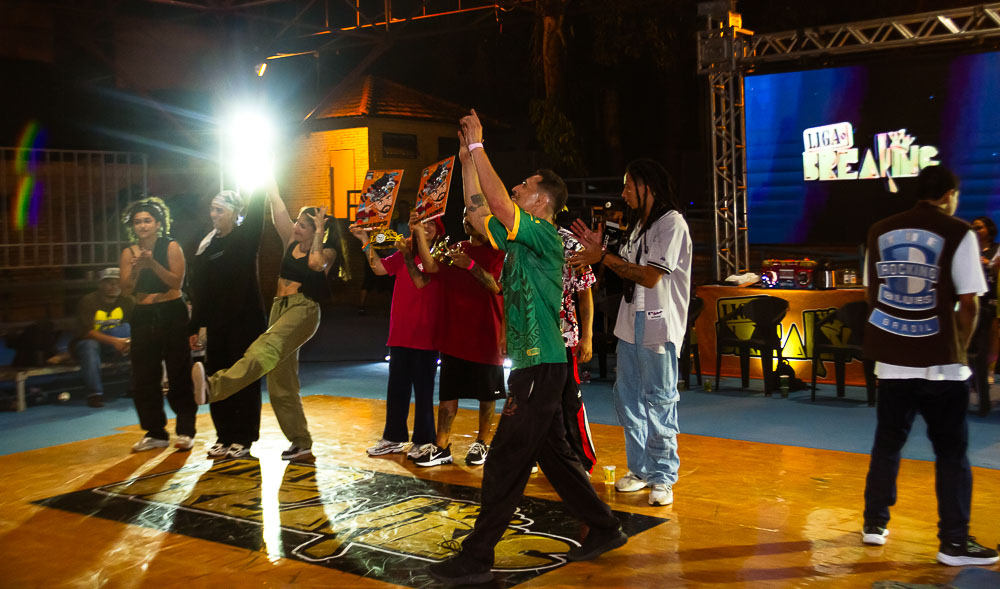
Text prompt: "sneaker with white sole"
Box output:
[[648, 483, 673, 506], [615, 471, 647, 492], [174, 435, 195, 450], [131, 436, 169, 452], [936, 536, 999, 566], [407, 443, 435, 461], [207, 443, 229, 458], [416, 445, 453, 467], [192, 361, 209, 405], [465, 440, 489, 465], [367, 439, 408, 456], [281, 445, 313, 461], [862, 524, 889, 546], [226, 443, 250, 459]]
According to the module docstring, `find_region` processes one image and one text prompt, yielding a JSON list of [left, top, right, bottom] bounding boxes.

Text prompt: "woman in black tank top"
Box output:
[[119, 197, 198, 453], [191, 177, 338, 462]]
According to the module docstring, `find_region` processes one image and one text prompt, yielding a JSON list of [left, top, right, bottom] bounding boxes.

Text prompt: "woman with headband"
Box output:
[[120, 196, 199, 452], [188, 190, 266, 459], [192, 178, 336, 462]]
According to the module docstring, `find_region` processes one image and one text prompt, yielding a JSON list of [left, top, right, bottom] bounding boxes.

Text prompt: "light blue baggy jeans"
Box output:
[[613, 311, 680, 486]]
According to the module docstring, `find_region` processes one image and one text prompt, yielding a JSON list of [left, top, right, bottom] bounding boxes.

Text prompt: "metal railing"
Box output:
[[0, 148, 147, 270]]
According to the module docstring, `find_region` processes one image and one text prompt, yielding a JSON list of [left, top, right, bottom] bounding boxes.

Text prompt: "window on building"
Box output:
[[382, 133, 418, 158]]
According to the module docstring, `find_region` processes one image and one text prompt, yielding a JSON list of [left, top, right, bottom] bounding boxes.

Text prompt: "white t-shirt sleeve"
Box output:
[[952, 230, 987, 295], [645, 212, 683, 273]]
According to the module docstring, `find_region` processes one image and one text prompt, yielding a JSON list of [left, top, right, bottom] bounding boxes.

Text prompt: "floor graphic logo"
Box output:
[[37, 459, 665, 587]]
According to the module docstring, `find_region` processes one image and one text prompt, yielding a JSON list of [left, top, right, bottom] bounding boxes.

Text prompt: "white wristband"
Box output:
[[468, 142, 484, 152]]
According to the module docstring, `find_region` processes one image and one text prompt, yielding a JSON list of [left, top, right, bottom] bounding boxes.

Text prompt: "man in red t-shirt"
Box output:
[[412, 210, 505, 467]]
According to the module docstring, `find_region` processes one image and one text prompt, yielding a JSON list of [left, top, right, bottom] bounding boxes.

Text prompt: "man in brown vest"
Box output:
[[861, 165, 998, 566]]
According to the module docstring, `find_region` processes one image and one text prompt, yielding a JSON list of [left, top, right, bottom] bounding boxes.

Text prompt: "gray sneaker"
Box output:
[[648, 483, 673, 506], [131, 436, 169, 452], [615, 471, 647, 492]]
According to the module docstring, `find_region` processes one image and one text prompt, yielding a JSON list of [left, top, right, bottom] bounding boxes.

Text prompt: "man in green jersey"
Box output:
[[428, 111, 626, 586]]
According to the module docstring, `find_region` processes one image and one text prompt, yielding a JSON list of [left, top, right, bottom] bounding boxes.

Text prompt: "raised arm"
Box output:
[[306, 206, 336, 274], [460, 110, 516, 230], [350, 226, 387, 276], [265, 176, 294, 246], [412, 218, 441, 274]]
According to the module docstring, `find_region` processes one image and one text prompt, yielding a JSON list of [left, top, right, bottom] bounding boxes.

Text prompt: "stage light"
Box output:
[[222, 108, 275, 192], [503, 358, 512, 369], [385, 354, 391, 362], [255, 63, 267, 77]]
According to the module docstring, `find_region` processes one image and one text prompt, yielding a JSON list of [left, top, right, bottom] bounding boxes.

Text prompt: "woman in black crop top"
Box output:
[[119, 197, 198, 453], [191, 177, 337, 462]]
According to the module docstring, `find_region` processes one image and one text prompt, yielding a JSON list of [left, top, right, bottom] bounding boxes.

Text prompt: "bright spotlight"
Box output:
[[255, 63, 267, 77], [503, 358, 512, 369], [223, 108, 275, 193], [384, 354, 391, 362]]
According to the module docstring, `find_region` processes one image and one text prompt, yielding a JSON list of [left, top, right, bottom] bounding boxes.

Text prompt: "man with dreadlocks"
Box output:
[[571, 158, 692, 508]]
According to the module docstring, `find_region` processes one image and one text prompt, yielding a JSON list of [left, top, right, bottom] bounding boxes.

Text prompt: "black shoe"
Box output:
[[415, 444, 453, 467], [936, 536, 999, 566], [427, 555, 493, 585], [87, 395, 105, 408], [465, 440, 489, 466], [567, 525, 628, 561]]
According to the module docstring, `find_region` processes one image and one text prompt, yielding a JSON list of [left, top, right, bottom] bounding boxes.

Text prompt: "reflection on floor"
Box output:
[[1, 395, 998, 587]]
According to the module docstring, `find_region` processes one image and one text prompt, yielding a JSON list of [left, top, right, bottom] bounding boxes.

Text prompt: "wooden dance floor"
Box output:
[[1, 395, 998, 587]]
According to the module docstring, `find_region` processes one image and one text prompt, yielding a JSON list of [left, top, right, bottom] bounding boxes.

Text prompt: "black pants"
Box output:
[[206, 312, 265, 447], [382, 346, 437, 445], [460, 363, 619, 566], [130, 299, 197, 440], [863, 378, 972, 543], [562, 347, 597, 472]]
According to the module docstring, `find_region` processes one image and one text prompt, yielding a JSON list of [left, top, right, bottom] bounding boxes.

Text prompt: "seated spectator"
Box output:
[[72, 268, 134, 407]]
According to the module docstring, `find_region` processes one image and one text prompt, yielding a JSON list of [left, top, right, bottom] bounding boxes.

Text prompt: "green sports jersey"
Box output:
[[485, 206, 566, 369]]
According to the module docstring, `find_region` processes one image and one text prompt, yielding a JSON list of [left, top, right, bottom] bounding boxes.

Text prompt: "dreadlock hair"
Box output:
[[122, 196, 171, 242], [624, 158, 683, 240], [535, 169, 568, 219]]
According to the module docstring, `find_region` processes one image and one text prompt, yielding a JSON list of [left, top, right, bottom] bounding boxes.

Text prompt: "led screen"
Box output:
[[745, 51, 1000, 245]]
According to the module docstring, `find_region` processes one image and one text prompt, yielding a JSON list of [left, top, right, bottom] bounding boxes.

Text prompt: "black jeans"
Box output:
[[382, 346, 437, 445], [863, 378, 972, 543], [130, 299, 197, 440], [206, 312, 265, 447], [460, 363, 619, 566]]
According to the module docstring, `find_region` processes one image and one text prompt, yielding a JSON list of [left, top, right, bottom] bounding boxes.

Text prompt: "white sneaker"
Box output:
[[615, 471, 647, 492], [862, 525, 889, 546], [648, 483, 673, 506], [192, 361, 210, 405], [207, 443, 229, 458], [174, 435, 195, 450], [407, 443, 435, 461], [367, 439, 407, 456], [131, 436, 169, 452]]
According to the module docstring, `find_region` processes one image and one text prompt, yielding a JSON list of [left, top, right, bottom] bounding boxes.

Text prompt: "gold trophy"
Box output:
[[368, 226, 404, 249], [429, 236, 465, 265]]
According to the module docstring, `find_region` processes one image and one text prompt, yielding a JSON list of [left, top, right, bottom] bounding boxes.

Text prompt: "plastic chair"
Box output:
[[810, 300, 877, 406], [679, 295, 704, 388], [715, 295, 789, 396]]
